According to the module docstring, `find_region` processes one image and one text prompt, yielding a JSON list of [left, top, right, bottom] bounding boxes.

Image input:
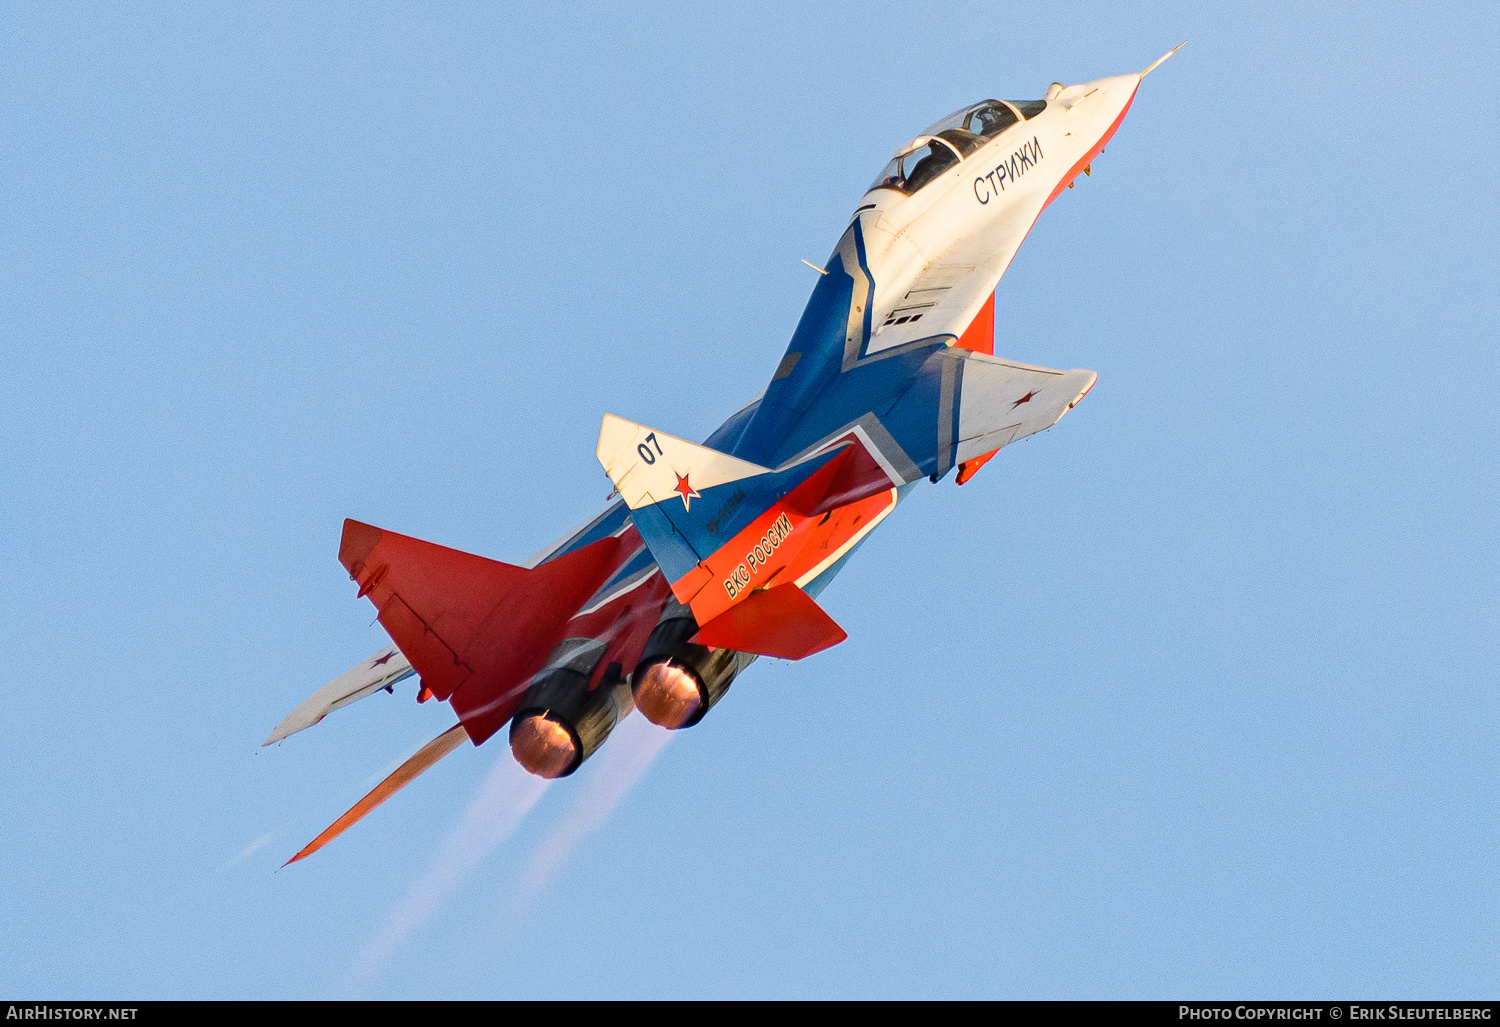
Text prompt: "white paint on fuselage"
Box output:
[[855, 74, 1141, 358]]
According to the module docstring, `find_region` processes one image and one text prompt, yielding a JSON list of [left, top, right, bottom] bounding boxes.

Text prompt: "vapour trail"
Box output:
[[341, 750, 549, 996], [503, 714, 670, 927]]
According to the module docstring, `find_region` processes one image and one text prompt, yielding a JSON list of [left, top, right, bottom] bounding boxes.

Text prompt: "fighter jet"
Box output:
[[270, 49, 1180, 863]]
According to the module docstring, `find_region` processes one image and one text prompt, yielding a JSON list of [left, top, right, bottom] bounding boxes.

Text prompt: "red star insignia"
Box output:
[[1012, 390, 1038, 409], [673, 472, 701, 512], [372, 651, 395, 667]]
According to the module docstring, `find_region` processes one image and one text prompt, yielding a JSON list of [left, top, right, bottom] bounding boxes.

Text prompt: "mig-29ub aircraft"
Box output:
[[268, 48, 1181, 864]]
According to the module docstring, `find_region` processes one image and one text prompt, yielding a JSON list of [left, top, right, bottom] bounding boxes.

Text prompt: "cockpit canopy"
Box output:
[[869, 98, 1048, 195]]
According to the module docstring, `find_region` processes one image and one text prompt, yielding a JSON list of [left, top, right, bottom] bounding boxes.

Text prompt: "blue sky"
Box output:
[[2, 0, 1497, 998]]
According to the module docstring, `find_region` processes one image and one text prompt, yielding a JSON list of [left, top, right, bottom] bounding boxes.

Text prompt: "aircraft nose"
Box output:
[[1052, 73, 1142, 154], [1067, 74, 1140, 119], [1068, 45, 1181, 147]]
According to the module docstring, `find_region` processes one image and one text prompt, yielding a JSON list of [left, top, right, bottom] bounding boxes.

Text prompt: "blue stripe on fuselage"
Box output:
[[628, 447, 843, 585], [534, 501, 631, 565], [761, 339, 949, 469], [733, 220, 874, 466]]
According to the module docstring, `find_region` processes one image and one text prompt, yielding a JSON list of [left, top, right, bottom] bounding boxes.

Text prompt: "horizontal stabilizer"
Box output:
[[262, 646, 415, 747], [339, 519, 621, 744], [952, 354, 1097, 462], [692, 582, 846, 660], [284, 723, 468, 865], [884, 347, 1096, 480]]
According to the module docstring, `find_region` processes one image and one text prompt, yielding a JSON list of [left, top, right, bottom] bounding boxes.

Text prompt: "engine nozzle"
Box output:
[[507, 641, 633, 779], [630, 600, 752, 730], [509, 711, 580, 779], [633, 661, 705, 729]]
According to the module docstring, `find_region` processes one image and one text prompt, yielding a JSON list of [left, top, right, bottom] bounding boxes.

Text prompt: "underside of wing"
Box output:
[[263, 646, 416, 747], [284, 723, 469, 865]]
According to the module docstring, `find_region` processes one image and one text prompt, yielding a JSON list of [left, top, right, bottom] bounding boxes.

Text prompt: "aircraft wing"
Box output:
[[262, 645, 416, 746], [883, 346, 1096, 480]]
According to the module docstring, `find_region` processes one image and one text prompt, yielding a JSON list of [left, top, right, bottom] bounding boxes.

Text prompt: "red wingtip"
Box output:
[[338, 518, 384, 577], [955, 449, 999, 485]]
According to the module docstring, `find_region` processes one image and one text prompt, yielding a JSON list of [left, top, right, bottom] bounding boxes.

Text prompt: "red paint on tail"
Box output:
[[339, 520, 621, 744], [692, 582, 846, 660]]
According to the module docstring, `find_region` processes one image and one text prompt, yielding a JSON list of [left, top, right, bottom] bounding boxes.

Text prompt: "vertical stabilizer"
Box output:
[[597, 415, 846, 625]]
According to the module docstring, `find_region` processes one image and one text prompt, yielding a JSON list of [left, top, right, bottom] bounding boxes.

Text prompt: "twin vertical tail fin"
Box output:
[[596, 415, 853, 659], [597, 414, 779, 586], [338, 518, 622, 742]]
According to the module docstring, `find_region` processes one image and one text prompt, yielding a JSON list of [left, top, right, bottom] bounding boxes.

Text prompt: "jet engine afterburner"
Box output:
[[509, 638, 631, 778], [630, 601, 754, 729]]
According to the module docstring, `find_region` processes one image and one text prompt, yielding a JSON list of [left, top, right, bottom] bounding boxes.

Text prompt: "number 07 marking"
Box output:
[[637, 432, 663, 465]]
